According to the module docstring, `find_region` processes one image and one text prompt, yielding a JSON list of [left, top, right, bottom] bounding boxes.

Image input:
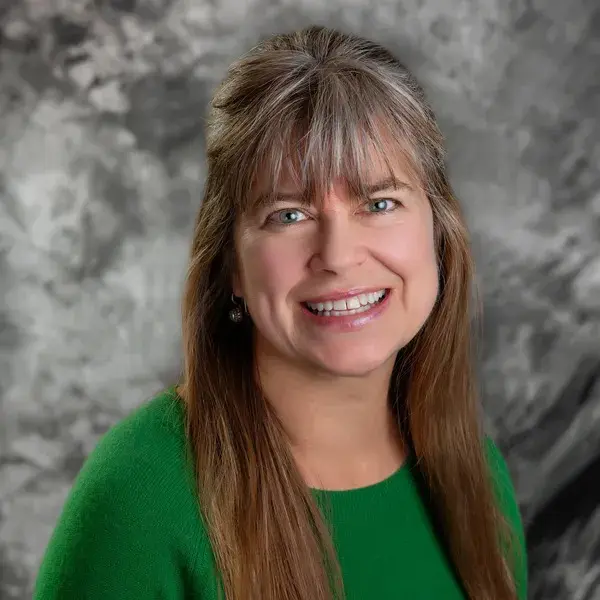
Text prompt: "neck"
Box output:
[[255, 337, 406, 489]]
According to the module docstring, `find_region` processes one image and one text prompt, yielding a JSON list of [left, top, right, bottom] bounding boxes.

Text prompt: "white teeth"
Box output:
[[305, 289, 387, 316], [346, 296, 361, 310], [332, 299, 347, 310]]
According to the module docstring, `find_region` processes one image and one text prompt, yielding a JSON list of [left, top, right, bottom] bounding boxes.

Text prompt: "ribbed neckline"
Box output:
[[310, 454, 414, 500]]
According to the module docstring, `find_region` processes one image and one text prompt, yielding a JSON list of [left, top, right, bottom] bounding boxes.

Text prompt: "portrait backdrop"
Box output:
[[0, 1, 599, 598]]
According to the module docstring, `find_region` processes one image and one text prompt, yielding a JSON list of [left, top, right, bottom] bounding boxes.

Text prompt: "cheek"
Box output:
[[374, 223, 439, 325], [239, 236, 307, 301], [372, 220, 437, 275]]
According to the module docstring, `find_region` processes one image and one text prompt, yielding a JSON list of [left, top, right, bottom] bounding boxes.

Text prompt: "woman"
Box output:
[[34, 25, 527, 600]]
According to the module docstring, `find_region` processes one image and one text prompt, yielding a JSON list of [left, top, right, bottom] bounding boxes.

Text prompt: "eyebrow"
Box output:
[[364, 176, 412, 194], [251, 176, 412, 210]]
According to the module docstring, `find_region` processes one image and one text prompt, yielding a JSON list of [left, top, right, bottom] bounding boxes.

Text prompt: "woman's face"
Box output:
[[233, 152, 439, 378]]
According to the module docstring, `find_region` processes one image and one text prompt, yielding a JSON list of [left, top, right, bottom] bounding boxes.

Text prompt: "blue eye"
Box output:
[[270, 209, 307, 225], [367, 199, 397, 213]]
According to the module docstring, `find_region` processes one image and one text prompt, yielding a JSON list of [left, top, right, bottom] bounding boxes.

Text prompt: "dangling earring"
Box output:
[[228, 294, 244, 323]]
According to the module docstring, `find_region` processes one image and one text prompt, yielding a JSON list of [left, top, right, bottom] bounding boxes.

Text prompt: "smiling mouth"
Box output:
[[303, 289, 389, 317]]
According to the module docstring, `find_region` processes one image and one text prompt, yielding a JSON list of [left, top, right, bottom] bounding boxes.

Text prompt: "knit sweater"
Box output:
[[33, 387, 528, 599]]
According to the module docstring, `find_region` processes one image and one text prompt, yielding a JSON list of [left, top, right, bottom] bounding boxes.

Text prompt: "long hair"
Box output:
[[178, 25, 520, 600]]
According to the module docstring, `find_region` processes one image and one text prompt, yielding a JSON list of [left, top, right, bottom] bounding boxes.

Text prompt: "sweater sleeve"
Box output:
[[32, 398, 209, 600], [485, 437, 528, 600]]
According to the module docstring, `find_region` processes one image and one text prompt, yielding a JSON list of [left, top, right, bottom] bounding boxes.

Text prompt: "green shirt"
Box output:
[[33, 387, 527, 599]]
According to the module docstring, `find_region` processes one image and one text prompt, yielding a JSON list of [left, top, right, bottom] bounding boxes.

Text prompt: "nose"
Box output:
[[308, 212, 367, 274]]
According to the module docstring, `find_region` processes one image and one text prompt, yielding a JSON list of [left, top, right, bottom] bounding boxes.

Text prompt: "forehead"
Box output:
[[249, 134, 422, 210], [278, 149, 412, 189]]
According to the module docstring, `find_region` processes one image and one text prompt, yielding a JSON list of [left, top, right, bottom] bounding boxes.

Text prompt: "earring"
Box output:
[[228, 294, 244, 323]]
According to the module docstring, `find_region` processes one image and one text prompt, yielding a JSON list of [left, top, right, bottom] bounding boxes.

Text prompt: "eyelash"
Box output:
[[265, 198, 402, 226]]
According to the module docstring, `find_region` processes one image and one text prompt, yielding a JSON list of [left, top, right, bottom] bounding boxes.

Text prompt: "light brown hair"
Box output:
[[178, 24, 520, 600]]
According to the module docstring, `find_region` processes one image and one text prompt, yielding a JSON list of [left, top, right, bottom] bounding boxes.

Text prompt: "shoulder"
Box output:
[[483, 436, 521, 513], [483, 436, 528, 600], [71, 386, 195, 508], [70, 385, 203, 529], [484, 436, 512, 482], [82, 386, 189, 477]]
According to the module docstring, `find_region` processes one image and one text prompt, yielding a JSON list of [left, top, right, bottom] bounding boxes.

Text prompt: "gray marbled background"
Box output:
[[0, 1, 599, 598]]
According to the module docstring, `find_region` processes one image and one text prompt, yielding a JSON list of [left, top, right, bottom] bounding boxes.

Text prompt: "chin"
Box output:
[[310, 347, 397, 378]]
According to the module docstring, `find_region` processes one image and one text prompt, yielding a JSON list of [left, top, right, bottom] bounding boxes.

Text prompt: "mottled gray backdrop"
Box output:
[[0, 0, 599, 598]]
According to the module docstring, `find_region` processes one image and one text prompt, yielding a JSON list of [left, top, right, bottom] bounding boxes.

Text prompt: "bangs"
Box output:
[[228, 69, 427, 215]]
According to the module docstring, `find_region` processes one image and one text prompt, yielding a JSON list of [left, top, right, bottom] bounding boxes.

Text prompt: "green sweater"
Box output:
[[34, 387, 527, 599]]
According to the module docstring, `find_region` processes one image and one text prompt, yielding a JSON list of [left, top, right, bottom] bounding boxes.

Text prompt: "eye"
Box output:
[[366, 198, 400, 214], [267, 208, 308, 226]]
